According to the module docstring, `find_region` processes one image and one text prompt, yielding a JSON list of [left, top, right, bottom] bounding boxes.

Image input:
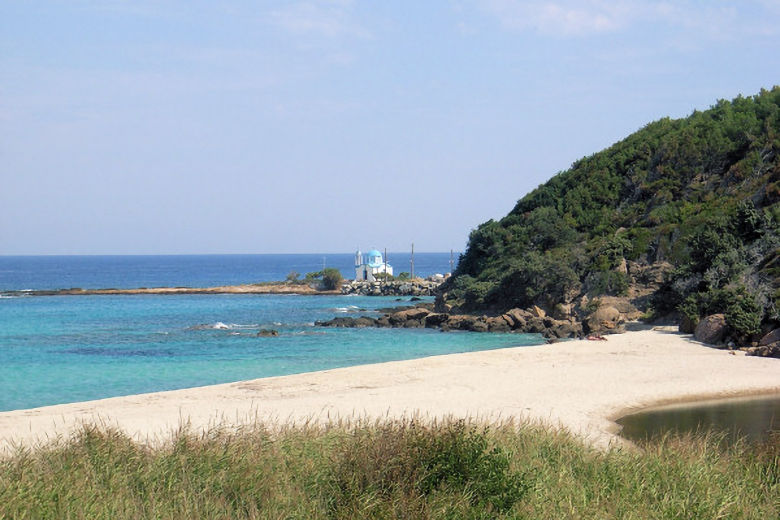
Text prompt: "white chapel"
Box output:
[[354, 249, 393, 282]]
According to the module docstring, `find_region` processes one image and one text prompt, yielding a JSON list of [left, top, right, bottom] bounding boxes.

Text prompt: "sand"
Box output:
[[1, 327, 778, 453]]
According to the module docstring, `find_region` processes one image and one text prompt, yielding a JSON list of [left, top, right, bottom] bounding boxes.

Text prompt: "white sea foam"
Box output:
[[333, 305, 365, 313], [190, 322, 262, 331]]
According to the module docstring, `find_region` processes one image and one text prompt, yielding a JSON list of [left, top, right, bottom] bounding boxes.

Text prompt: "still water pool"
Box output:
[[617, 395, 780, 445]]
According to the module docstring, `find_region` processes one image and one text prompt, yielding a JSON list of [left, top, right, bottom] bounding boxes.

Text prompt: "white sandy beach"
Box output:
[[1, 327, 778, 453]]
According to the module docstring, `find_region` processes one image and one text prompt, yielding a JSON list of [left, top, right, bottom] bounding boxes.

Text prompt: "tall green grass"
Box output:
[[1, 419, 777, 519]]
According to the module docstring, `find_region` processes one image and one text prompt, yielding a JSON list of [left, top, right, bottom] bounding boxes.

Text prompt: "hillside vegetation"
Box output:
[[442, 87, 780, 344]]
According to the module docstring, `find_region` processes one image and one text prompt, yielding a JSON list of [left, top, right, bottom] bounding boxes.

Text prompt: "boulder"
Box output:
[[316, 317, 378, 328], [525, 317, 547, 334], [444, 315, 482, 332], [552, 303, 574, 320], [392, 307, 431, 322], [470, 318, 489, 333], [596, 296, 642, 321], [694, 314, 728, 345], [549, 320, 582, 339], [424, 313, 449, 328], [586, 305, 622, 333], [486, 316, 512, 332], [745, 341, 780, 358], [375, 316, 392, 328], [759, 328, 780, 346], [502, 308, 529, 329], [530, 305, 546, 318], [257, 329, 279, 337]]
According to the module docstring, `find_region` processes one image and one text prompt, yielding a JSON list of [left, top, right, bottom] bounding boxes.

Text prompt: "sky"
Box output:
[[1, 1, 779, 255]]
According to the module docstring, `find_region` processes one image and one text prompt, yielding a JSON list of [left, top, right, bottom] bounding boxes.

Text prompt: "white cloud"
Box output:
[[472, 0, 778, 38], [270, 0, 369, 38], [478, 0, 636, 35]]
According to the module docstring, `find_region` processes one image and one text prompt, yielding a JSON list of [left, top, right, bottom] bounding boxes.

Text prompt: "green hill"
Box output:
[[441, 87, 780, 344]]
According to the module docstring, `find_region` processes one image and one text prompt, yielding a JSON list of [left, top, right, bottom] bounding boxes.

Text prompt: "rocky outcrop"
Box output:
[[341, 280, 442, 297], [744, 342, 780, 357], [585, 305, 623, 334], [758, 328, 780, 346], [745, 328, 780, 358], [257, 329, 279, 337], [694, 314, 728, 345], [316, 317, 377, 328], [317, 305, 585, 339]]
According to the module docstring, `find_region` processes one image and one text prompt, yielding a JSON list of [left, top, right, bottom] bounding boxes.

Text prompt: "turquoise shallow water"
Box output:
[[0, 293, 543, 412]]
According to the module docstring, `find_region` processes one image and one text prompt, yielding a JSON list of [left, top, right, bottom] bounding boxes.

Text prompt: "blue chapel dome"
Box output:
[[366, 249, 383, 267]]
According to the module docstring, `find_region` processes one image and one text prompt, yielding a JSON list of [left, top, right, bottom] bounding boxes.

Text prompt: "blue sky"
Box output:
[[2, 1, 779, 255]]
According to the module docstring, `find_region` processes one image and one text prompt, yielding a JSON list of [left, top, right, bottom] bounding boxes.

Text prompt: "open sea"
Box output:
[[0, 254, 544, 412]]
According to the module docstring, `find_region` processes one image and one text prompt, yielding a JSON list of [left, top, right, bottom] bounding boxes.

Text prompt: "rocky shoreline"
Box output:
[[317, 299, 780, 357], [317, 303, 597, 339], [340, 279, 442, 297]]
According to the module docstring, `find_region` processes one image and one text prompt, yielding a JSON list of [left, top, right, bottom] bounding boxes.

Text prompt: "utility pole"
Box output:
[[449, 249, 454, 274], [410, 243, 415, 280], [383, 248, 388, 288]]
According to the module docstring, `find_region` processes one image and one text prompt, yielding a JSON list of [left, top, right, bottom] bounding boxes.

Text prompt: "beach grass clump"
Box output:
[[1, 420, 777, 519]]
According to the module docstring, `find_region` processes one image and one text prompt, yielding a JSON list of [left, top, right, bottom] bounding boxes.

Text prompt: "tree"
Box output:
[[286, 271, 300, 283], [321, 268, 343, 290]]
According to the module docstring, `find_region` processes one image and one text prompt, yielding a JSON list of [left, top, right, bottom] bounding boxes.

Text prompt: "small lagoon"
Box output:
[[617, 395, 780, 445]]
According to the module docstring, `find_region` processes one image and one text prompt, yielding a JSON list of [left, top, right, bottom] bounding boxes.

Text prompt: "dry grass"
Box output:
[[1, 419, 777, 519]]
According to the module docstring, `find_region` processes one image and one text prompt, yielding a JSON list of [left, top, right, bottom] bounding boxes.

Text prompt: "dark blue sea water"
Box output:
[[0, 253, 456, 291], [0, 255, 544, 412]]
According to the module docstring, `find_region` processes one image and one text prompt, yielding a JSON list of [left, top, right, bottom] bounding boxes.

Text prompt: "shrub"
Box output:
[[587, 270, 629, 296], [415, 421, 531, 512], [320, 268, 343, 290], [733, 200, 768, 240], [688, 226, 739, 273], [676, 286, 764, 338], [725, 293, 763, 337]]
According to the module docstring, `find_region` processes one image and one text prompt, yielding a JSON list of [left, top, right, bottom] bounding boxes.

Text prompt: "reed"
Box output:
[[1, 419, 777, 519]]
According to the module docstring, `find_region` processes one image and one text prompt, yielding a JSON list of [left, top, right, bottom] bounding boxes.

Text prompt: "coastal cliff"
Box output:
[[438, 88, 780, 353]]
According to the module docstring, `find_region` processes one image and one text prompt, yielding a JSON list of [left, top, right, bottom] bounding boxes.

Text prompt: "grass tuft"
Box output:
[[1, 419, 777, 519]]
